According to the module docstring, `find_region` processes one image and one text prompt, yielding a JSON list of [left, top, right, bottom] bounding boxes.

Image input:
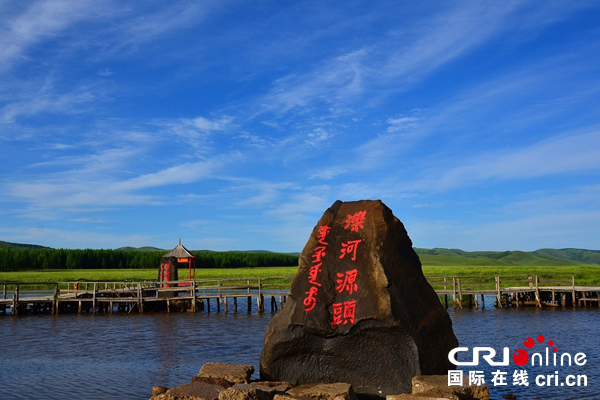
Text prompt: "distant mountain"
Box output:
[[2, 240, 599, 266], [534, 248, 600, 265], [0, 240, 50, 250], [117, 246, 165, 252], [414, 248, 596, 266]]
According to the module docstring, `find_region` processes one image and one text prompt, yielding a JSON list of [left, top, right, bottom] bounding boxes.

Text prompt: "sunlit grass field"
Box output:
[[0, 267, 298, 283], [1, 265, 599, 286]]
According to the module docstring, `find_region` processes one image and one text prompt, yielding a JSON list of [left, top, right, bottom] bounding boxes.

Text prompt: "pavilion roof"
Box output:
[[162, 239, 194, 259]]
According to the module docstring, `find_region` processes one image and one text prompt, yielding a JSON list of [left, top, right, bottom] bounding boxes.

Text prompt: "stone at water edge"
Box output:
[[260, 200, 459, 396], [198, 363, 255, 385]]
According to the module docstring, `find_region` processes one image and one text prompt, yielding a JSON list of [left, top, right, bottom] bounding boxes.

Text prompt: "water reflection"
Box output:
[[0, 298, 598, 399]]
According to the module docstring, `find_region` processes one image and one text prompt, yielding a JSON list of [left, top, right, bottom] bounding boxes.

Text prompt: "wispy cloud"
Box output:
[[254, 2, 528, 117], [0, 0, 98, 72], [160, 115, 234, 152], [422, 128, 600, 191], [0, 79, 96, 124], [0, 226, 158, 249]]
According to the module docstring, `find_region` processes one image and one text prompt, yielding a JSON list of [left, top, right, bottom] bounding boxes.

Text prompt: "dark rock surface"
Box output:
[[192, 376, 233, 388], [218, 384, 279, 400], [153, 386, 169, 396], [285, 383, 357, 400], [153, 382, 226, 400], [260, 200, 458, 396], [199, 363, 255, 385], [411, 375, 489, 400]]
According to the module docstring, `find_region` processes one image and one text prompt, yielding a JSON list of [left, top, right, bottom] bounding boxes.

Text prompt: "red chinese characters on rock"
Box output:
[[303, 225, 331, 313], [331, 209, 367, 327], [331, 210, 367, 325], [336, 269, 358, 294], [344, 211, 367, 232], [331, 300, 357, 325], [339, 239, 361, 261]]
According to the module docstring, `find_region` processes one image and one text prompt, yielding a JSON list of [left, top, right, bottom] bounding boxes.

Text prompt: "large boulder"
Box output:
[[260, 200, 458, 396]]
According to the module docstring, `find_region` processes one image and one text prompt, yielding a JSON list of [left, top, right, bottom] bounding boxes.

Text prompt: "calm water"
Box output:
[[0, 298, 598, 400]]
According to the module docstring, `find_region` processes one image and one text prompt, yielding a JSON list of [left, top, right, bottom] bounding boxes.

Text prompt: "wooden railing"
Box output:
[[0, 273, 590, 316]]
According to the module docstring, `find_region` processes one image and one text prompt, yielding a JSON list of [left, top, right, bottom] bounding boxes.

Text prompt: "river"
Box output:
[[0, 298, 598, 399]]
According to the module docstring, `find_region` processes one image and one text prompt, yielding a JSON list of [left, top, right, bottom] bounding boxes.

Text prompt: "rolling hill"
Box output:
[[2, 240, 599, 266]]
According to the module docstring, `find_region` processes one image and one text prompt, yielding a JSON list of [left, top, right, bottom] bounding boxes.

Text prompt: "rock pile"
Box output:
[[149, 362, 489, 400]]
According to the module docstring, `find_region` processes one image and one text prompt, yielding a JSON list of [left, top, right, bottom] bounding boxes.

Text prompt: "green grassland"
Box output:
[[0, 267, 299, 283], [2, 265, 599, 287]]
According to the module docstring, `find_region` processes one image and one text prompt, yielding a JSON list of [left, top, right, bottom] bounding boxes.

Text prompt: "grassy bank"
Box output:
[[1, 265, 599, 286], [421, 265, 600, 286], [0, 267, 299, 283]]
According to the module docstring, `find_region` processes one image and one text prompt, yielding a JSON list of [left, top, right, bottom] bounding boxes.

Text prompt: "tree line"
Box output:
[[0, 247, 299, 271]]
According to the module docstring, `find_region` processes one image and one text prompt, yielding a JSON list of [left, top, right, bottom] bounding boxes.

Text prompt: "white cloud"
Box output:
[[0, 226, 158, 249], [386, 116, 420, 133], [426, 129, 600, 191], [160, 115, 234, 151], [119, 160, 219, 191], [0, 0, 98, 72], [0, 83, 96, 124], [306, 128, 335, 146]]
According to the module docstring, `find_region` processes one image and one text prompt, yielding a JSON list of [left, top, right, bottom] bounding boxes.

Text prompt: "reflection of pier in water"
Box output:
[[1, 274, 600, 316]]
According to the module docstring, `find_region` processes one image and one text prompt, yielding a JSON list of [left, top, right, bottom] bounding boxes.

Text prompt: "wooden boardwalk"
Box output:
[[427, 274, 600, 309], [1, 274, 599, 316], [0, 276, 293, 316]]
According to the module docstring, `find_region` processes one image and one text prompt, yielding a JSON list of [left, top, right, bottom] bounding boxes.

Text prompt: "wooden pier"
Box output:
[[0, 276, 292, 316], [427, 274, 600, 309], [1, 274, 599, 316]]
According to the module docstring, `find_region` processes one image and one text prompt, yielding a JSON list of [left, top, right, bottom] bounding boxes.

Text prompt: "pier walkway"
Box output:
[[1, 274, 599, 316]]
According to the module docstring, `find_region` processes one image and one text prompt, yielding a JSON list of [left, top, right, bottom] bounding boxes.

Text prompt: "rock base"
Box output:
[[150, 363, 489, 400]]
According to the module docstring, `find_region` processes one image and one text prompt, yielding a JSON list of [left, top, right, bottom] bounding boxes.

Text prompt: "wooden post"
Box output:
[[52, 283, 59, 315], [496, 276, 502, 308], [258, 278, 264, 313], [191, 280, 197, 313], [137, 282, 143, 313], [92, 282, 98, 314], [233, 297, 238, 312], [224, 297, 228, 313], [12, 284, 19, 316], [535, 275, 541, 307], [572, 276, 577, 307], [514, 292, 519, 308], [452, 277, 457, 308], [217, 280, 222, 312], [457, 278, 463, 309], [481, 293, 485, 309], [258, 278, 262, 299], [206, 298, 211, 313], [2, 284, 6, 299]]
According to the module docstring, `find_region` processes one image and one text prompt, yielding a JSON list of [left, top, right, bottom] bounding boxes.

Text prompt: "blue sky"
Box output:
[[1, 1, 600, 252]]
